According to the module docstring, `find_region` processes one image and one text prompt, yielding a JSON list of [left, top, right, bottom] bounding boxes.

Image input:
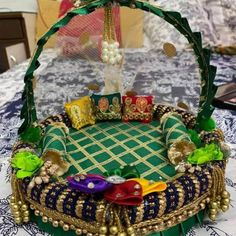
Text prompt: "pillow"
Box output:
[[144, 0, 217, 50], [204, 0, 236, 46], [91, 93, 122, 121], [122, 96, 154, 123], [64, 96, 96, 130]]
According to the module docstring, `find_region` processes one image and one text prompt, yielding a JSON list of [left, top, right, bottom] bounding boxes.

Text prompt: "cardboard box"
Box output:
[[120, 7, 143, 48], [36, 0, 60, 48]]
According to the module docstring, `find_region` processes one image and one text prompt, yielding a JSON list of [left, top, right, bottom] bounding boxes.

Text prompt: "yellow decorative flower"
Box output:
[[131, 178, 167, 196]]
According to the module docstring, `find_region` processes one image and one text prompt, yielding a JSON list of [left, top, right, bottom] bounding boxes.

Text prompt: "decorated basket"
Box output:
[[9, 1, 231, 236]]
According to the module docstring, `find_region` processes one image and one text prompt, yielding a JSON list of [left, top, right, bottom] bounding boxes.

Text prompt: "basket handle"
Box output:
[[19, 0, 217, 135]]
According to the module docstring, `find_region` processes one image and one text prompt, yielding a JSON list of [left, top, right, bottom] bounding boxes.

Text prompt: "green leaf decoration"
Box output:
[[103, 165, 140, 179], [20, 126, 42, 143], [16, 170, 37, 179], [11, 151, 44, 179], [18, 0, 218, 134], [187, 143, 223, 165]]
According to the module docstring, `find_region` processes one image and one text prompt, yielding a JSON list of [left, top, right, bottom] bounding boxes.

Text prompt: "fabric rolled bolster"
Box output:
[[42, 124, 70, 176], [161, 112, 196, 165]]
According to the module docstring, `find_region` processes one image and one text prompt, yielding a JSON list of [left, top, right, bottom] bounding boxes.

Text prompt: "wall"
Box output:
[[0, 0, 37, 13]]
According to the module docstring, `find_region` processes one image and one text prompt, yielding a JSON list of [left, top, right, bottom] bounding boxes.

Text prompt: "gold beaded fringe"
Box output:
[[10, 173, 30, 224], [26, 190, 212, 236], [208, 165, 230, 221]]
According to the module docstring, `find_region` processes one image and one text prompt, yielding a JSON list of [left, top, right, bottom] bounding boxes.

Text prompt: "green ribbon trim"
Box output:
[[42, 125, 67, 161], [161, 113, 191, 148], [19, 0, 217, 134], [103, 165, 140, 179]]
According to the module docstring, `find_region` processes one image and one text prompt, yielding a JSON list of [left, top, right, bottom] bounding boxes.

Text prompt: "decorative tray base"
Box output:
[[10, 105, 229, 236]]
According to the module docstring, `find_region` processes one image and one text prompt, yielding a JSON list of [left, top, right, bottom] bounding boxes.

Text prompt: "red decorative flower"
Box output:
[[104, 180, 143, 206]]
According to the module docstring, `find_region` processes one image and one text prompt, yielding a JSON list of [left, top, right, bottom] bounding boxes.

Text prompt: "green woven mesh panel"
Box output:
[[65, 121, 180, 181]]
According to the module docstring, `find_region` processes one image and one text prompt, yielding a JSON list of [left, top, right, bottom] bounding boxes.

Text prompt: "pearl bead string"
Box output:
[[101, 6, 122, 65], [101, 40, 122, 65], [28, 161, 59, 189]]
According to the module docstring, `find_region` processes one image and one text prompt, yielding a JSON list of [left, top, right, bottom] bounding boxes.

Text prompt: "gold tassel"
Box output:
[[208, 165, 230, 221], [99, 204, 129, 236], [124, 208, 137, 236], [114, 206, 127, 236], [10, 173, 30, 224], [99, 204, 110, 236], [109, 206, 119, 235]]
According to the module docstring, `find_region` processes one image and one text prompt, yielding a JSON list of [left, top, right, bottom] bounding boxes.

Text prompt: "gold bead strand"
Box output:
[[109, 205, 119, 235], [108, 6, 116, 42], [99, 204, 110, 236], [208, 166, 229, 220], [216, 166, 231, 212], [16, 178, 31, 223], [103, 6, 109, 43], [101, 5, 122, 65], [124, 208, 137, 236], [114, 207, 126, 236], [10, 173, 22, 224], [208, 167, 219, 221], [106, 6, 112, 42]]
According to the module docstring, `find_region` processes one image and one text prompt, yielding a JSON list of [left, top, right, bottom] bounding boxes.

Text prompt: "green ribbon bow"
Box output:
[[103, 165, 140, 179], [187, 143, 223, 165], [11, 151, 44, 179]]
